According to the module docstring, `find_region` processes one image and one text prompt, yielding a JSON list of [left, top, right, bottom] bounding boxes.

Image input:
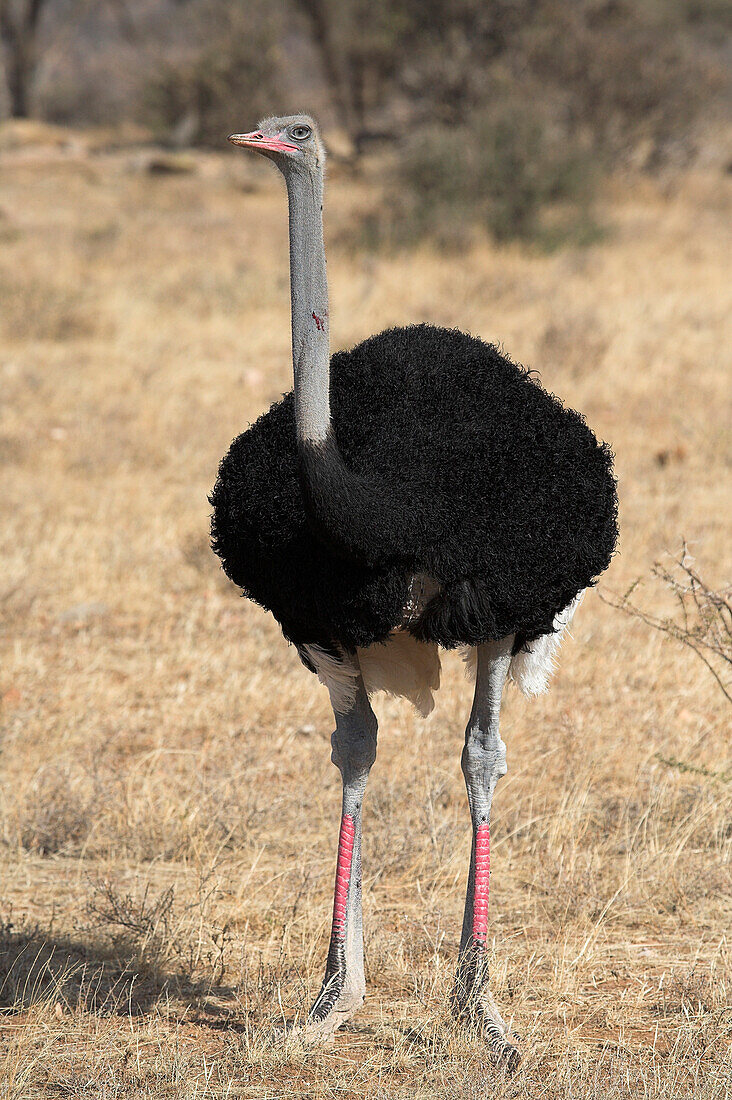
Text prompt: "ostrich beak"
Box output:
[[228, 130, 298, 154]]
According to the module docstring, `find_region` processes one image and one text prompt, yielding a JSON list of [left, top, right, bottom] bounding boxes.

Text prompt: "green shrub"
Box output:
[[375, 103, 599, 250], [143, 3, 277, 147]]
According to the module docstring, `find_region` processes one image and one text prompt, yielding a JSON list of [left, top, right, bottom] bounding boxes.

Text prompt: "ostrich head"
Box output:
[[228, 114, 325, 177]]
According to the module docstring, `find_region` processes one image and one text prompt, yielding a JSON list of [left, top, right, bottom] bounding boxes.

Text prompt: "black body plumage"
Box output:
[[210, 324, 618, 653]]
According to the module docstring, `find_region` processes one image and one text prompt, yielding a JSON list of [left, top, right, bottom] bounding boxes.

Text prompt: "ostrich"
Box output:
[[211, 115, 618, 1066]]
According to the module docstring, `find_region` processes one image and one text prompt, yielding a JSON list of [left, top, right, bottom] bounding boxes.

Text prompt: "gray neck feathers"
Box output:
[[283, 164, 330, 444], [280, 157, 401, 567]]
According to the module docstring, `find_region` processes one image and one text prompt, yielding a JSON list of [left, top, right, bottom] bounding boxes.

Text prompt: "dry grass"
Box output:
[[0, 127, 730, 1097]]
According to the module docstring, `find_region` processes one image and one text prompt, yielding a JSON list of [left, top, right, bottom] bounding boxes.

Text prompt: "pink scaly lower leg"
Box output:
[[331, 814, 355, 942], [451, 639, 519, 1070], [472, 822, 490, 946]]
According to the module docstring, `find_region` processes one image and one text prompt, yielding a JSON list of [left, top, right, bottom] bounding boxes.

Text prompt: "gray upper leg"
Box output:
[[461, 638, 513, 821], [328, 655, 377, 792]]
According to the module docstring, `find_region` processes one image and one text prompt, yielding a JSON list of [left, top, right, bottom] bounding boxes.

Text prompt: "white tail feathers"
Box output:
[[304, 591, 584, 715], [302, 633, 441, 717], [358, 632, 441, 717], [462, 590, 585, 695], [300, 643, 360, 714]]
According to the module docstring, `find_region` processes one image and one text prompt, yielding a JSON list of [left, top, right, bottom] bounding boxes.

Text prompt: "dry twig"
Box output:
[[601, 543, 731, 704]]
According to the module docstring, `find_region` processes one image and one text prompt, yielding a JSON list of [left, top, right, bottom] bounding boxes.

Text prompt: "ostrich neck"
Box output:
[[285, 167, 330, 444], [281, 161, 421, 567]]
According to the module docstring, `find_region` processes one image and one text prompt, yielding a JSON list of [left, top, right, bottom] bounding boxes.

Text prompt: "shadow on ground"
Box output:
[[0, 918, 235, 1020]]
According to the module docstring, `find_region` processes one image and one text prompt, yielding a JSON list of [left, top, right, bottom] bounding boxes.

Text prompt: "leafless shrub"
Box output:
[[85, 868, 231, 986], [602, 544, 731, 704], [85, 878, 176, 947]]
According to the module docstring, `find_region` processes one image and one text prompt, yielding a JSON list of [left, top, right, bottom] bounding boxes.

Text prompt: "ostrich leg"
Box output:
[[300, 654, 377, 1042], [451, 637, 520, 1070]]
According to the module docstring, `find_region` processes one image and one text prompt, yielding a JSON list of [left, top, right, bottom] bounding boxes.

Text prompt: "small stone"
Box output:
[[58, 601, 109, 624]]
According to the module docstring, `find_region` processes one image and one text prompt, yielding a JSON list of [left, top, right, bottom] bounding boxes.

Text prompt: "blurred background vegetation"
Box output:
[[0, 0, 730, 245]]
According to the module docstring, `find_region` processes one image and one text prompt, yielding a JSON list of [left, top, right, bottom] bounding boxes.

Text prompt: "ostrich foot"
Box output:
[[290, 974, 365, 1044], [451, 980, 520, 1072]]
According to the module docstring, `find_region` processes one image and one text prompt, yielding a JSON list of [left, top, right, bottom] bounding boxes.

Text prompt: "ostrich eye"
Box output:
[[291, 125, 311, 141]]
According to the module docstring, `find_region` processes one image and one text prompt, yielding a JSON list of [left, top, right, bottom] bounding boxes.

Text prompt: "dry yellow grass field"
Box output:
[[0, 127, 730, 1098]]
